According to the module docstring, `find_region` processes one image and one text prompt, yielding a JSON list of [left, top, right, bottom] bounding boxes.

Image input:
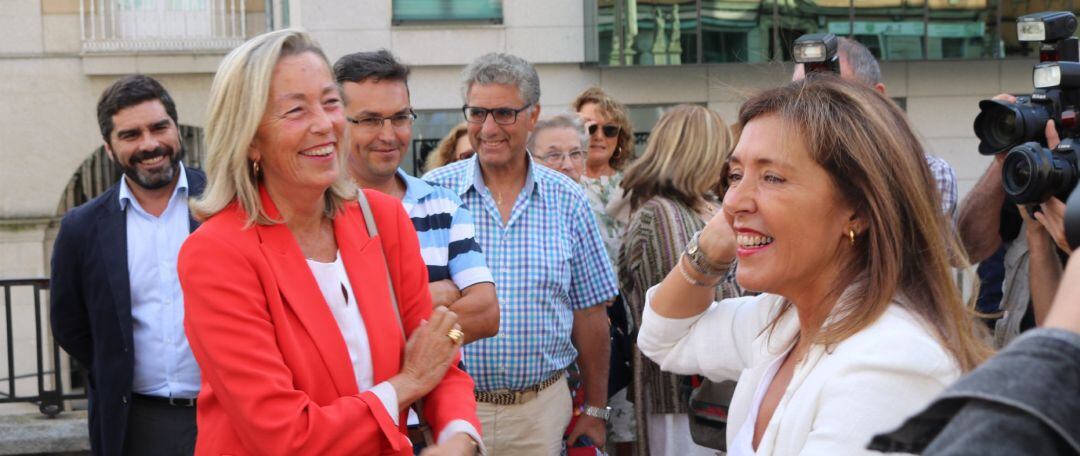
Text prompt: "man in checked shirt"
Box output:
[[424, 53, 619, 454]]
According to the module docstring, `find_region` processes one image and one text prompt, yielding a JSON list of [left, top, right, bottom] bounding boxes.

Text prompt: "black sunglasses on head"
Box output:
[[588, 124, 620, 138]]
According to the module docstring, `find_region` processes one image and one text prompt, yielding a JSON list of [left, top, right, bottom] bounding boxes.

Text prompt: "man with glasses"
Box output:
[[333, 50, 498, 349], [529, 113, 590, 182], [424, 52, 619, 454]]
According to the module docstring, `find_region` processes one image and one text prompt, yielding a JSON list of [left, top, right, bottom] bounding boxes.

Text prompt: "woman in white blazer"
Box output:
[[637, 77, 993, 455]]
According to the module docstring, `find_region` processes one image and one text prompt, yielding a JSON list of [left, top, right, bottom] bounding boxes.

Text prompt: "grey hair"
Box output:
[[527, 113, 588, 153], [838, 37, 882, 86], [460, 52, 541, 106]]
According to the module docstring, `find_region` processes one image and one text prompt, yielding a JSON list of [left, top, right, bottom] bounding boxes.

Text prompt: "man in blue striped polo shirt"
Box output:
[[334, 50, 499, 344]]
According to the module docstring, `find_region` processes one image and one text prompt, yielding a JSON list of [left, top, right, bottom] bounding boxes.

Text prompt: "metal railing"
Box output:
[[0, 278, 85, 417], [80, 0, 246, 53]]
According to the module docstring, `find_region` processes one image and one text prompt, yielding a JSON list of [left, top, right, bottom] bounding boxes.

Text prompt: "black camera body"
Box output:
[[974, 11, 1080, 248]]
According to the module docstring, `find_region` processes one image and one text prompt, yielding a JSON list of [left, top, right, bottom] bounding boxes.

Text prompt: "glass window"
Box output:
[[594, 0, 1076, 64], [393, 0, 502, 24]]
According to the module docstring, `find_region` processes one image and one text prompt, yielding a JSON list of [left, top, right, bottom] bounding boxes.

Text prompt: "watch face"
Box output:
[[688, 243, 699, 255]]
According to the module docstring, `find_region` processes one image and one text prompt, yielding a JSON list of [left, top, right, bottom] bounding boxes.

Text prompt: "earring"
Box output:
[[848, 228, 856, 246], [252, 160, 260, 177]]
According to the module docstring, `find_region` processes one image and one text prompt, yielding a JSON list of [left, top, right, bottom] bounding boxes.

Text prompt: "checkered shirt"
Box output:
[[925, 154, 958, 219], [423, 156, 618, 392]]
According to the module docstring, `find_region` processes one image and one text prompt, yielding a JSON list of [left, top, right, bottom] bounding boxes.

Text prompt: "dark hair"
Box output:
[[96, 74, 178, 142], [333, 49, 411, 96]]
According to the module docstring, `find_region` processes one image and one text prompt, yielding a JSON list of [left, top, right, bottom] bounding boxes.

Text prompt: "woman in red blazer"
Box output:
[[178, 29, 481, 456]]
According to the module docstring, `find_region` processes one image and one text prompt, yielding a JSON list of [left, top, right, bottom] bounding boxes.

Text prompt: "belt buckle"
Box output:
[[168, 397, 194, 407]]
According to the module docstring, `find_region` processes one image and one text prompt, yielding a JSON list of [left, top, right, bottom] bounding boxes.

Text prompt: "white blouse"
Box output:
[[637, 286, 960, 455], [306, 252, 482, 450]]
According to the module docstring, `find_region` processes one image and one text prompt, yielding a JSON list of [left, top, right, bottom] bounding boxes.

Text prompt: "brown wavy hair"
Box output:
[[423, 122, 470, 174], [734, 76, 991, 372], [572, 86, 634, 170]]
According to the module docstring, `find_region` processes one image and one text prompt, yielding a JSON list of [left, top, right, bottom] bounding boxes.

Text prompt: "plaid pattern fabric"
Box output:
[[424, 156, 618, 392], [925, 154, 958, 219], [398, 169, 493, 289]]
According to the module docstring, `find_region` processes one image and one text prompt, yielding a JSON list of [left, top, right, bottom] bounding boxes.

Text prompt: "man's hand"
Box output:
[[566, 414, 607, 448], [428, 279, 462, 308]]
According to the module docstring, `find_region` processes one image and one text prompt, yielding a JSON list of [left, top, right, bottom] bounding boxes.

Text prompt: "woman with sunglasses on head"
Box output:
[[178, 29, 481, 456]]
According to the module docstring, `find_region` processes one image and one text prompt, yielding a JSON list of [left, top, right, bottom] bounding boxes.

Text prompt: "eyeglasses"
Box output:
[[538, 149, 586, 165], [346, 111, 417, 131], [588, 123, 620, 138], [462, 104, 532, 125]]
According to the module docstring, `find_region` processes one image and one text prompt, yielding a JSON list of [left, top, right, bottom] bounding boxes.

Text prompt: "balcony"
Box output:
[[80, 0, 247, 53]]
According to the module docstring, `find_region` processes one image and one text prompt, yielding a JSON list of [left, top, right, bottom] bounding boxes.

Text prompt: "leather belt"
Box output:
[[474, 372, 563, 405], [132, 393, 197, 407]]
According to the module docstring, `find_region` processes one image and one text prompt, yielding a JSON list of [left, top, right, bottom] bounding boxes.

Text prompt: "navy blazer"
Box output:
[[50, 167, 206, 456]]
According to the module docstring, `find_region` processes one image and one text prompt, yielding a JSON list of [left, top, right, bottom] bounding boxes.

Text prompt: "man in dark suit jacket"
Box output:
[[51, 75, 205, 456]]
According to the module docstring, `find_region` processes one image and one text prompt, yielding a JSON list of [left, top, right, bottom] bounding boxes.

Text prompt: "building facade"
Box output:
[[0, 0, 1067, 404]]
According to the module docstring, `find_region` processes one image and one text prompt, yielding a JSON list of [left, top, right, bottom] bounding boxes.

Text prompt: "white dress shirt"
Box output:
[[306, 252, 482, 450], [119, 163, 200, 399]]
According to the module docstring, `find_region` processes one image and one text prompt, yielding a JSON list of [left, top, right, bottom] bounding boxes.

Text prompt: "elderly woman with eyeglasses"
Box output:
[[529, 113, 589, 182]]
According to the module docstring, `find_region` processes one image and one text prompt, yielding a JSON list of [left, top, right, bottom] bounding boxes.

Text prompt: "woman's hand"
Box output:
[[418, 433, 479, 456], [389, 306, 462, 409], [1034, 197, 1071, 254], [698, 211, 738, 266]]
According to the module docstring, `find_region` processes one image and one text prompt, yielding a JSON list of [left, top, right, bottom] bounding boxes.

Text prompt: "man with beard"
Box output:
[[51, 74, 205, 456]]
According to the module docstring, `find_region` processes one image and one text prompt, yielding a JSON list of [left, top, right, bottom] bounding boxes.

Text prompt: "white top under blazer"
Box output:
[[637, 287, 961, 455]]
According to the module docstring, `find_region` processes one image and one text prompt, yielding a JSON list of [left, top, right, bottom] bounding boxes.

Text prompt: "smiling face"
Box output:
[[531, 126, 586, 182], [577, 102, 619, 169], [249, 51, 345, 198], [465, 83, 539, 170], [105, 99, 183, 191], [722, 114, 858, 301], [341, 78, 411, 185]]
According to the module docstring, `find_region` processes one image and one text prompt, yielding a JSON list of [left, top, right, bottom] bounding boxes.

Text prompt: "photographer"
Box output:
[[792, 37, 959, 219], [959, 97, 1071, 345]]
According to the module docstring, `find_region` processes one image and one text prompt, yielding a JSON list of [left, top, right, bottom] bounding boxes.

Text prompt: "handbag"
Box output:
[[687, 378, 738, 451], [356, 190, 436, 448]]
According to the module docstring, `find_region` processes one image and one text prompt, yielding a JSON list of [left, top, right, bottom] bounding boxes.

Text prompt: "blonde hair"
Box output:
[[572, 86, 635, 170], [424, 122, 469, 173], [192, 29, 353, 225], [735, 76, 991, 372], [621, 104, 731, 211]]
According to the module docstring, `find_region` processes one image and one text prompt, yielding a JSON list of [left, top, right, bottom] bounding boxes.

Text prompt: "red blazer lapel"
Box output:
[[254, 187, 359, 397], [334, 204, 405, 385]]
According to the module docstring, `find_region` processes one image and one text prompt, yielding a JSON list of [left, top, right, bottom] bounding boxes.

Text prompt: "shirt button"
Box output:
[[121, 396, 128, 404]]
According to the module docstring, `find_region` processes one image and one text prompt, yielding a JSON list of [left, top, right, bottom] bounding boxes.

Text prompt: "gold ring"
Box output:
[[447, 329, 464, 344]]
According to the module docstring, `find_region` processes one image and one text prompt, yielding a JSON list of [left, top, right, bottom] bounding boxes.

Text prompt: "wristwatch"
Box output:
[[685, 230, 732, 276], [583, 405, 612, 421]]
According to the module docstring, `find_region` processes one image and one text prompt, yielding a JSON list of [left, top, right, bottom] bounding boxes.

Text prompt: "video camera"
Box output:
[[973, 11, 1080, 248], [793, 33, 840, 75]]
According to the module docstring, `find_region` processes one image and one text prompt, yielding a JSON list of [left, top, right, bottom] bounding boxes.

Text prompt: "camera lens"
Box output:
[[1003, 142, 1080, 204], [974, 99, 1051, 155]]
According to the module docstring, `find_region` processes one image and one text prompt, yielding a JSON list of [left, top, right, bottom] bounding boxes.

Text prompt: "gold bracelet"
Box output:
[[678, 254, 722, 287]]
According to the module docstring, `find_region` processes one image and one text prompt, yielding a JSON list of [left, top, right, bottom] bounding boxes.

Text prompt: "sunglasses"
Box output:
[[588, 124, 620, 138]]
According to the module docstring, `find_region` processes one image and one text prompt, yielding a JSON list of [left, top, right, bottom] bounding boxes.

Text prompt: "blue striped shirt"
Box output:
[[423, 157, 618, 391], [398, 169, 493, 289]]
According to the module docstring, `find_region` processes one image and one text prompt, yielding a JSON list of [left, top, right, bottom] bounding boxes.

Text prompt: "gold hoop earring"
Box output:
[[848, 228, 856, 246], [252, 160, 260, 177]]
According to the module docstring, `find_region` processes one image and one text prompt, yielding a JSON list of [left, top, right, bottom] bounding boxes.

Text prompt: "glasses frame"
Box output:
[[345, 110, 418, 130], [538, 149, 587, 166], [588, 123, 621, 138], [462, 103, 533, 125]]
